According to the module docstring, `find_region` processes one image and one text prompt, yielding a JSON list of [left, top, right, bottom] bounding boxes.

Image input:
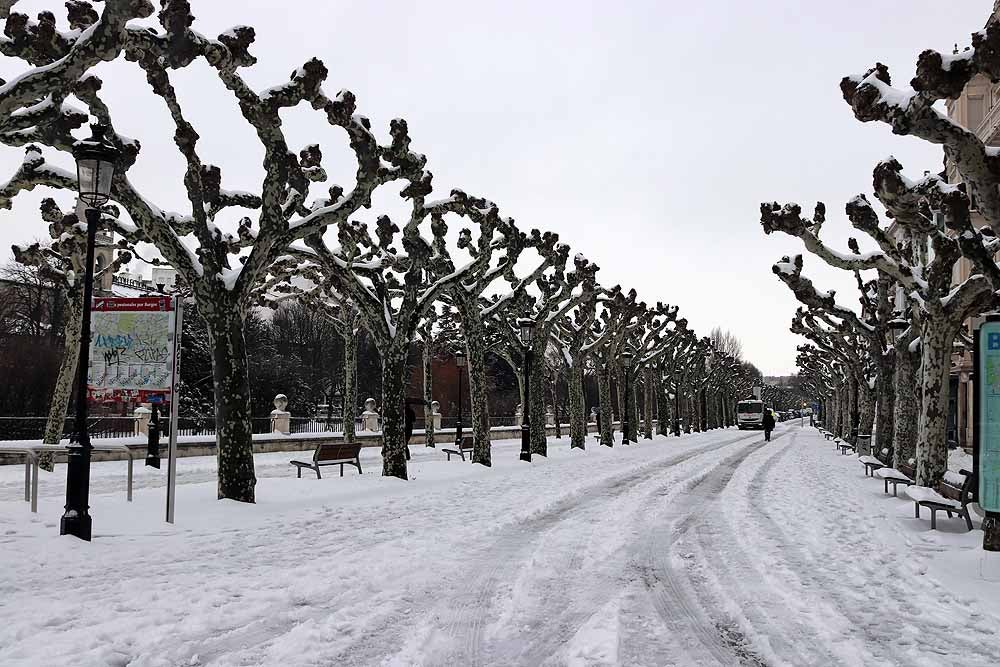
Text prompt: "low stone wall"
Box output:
[[1, 423, 602, 465]]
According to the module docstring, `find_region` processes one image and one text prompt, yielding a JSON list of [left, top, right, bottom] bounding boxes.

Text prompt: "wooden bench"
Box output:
[[443, 436, 474, 461], [836, 438, 856, 455], [858, 454, 885, 477], [875, 460, 915, 497], [823, 431, 833, 441], [291, 441, 363, 478], [905, 469, 975, 531]]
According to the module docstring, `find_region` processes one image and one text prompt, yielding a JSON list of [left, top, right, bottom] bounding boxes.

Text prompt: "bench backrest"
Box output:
[[899, 461, 916, 479], [940, 469, 975, 506], [314, 442, 362, 462], [456, 436, 473, 451]]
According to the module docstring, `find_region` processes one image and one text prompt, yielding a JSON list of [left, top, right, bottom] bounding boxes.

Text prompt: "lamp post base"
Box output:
[[519, 424, 531, 462], [60, 511, 92, 541]]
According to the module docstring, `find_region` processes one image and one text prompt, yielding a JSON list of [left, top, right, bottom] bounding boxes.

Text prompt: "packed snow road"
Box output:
[[3, 423, 1000, 666]]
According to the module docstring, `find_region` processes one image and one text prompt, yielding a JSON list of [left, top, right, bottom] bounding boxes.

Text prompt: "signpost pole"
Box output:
[[166, 297, 183, 524]]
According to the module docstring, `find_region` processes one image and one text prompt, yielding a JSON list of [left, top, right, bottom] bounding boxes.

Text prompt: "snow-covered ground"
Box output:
[[3, 423, 1000, 666]]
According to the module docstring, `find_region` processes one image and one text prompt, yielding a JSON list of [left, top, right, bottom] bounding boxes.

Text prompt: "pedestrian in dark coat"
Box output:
[[762, 408, 776, 442]]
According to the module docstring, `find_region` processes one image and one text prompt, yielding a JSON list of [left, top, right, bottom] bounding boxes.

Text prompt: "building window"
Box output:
[[969, 95, 985, 129]]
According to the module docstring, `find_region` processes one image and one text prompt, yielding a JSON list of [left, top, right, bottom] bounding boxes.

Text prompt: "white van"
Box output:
[[737, 400, 765, 430]]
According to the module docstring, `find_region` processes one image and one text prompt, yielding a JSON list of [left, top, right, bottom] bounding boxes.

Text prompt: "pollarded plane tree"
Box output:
[[619, 302, 679, 440], [549, 288, 609, 449], [790, 308, 873, 447], [13, 197, 133, 463], [654, 319, 694, 436], [0, 2, 436, 501], [772, 254, 895, 455], [282, 191, 501, 479], [761, 158, 997, 485], [495, 253, 600, 456], [589, 287, 644, 446], [443, 215, 565, 466]]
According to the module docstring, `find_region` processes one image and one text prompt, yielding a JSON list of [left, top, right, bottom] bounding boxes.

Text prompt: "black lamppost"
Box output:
[[621, 351, 634, 444], [61, 124, 119, 541], [518, 317, 534, 462], [455, 349, 466, 447]]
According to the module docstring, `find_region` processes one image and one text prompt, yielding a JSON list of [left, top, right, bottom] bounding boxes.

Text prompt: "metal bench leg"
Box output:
[[297, 467, 302, 479], [24, 460, 30, 502], [355, 458, 362, 474], [930, 509, 937, 530], [315, 465, 322, 480], [884, 479, 889, 494], [914, 503, 920, 518], [31, 456, 39, 513], [340, 463, 344, 477], [127, 455, 133, 502], [964, 510, 974, 531]]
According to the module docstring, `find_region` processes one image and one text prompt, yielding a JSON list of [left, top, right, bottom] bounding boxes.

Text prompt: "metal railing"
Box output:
[[0, 416, 138, 442]]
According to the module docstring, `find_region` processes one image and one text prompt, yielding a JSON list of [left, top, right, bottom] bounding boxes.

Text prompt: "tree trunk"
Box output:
[[598, 363, 614, 446], [41, 286, 84, 470], [552, 371, 562, 439], [343, 328, 357, 443], [893, 343, 919, 469], [466, 336, 492, 466], [529, 352, 547, 456], [874, 349, 895, 461], [380, 345, 409, 479], [631, 378, 641, 441], [206, 311, 256, 503], [569, 358, 586, 449], [656, 373, 670, 436], [916, 322, 952, 487], [422, 335, 435, 448], [857, 376, 876, 455], [643, 366, 654, 439]]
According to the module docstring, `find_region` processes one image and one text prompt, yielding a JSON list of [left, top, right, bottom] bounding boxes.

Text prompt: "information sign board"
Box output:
[[87, 296, 177, 404], [977, 320, 1000, 512]]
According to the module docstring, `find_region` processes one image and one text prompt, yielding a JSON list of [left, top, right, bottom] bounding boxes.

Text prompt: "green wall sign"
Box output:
[[978, 321, 1000, 512]]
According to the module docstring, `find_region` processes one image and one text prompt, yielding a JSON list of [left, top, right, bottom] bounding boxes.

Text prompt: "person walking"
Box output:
[[762, 408, 775, 442]]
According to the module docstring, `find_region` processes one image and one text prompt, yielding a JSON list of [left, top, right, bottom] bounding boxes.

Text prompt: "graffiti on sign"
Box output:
[[88, 297, 177, 403]]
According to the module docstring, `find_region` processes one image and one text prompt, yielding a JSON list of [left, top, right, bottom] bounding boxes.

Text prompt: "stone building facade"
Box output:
[[944, 2, 1000, 449]]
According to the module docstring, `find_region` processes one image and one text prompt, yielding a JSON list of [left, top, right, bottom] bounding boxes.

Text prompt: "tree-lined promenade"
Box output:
[[0, 1, 803, 505]]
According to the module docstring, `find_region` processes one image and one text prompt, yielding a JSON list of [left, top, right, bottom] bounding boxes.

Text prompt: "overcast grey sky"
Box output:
[[0, 0, 989, 374]]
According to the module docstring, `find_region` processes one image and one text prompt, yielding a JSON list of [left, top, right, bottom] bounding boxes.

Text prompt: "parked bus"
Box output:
[[737, 399, 765, 430]]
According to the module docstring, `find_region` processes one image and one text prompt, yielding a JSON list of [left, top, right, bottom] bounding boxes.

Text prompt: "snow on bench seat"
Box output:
[[875, 467, 911, 482], [943, 470, 968, 488], [858, 455, 884, 466], [904, 485, 961, 509]]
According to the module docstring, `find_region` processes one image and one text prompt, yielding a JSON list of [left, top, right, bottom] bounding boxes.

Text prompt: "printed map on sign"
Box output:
[[88, 297, 176, 403]]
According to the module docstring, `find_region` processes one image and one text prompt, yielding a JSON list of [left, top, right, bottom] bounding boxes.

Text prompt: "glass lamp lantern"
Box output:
[[72, 124, 119, 207], [517, 317, 535, 346], [455, 349, 467, 368]]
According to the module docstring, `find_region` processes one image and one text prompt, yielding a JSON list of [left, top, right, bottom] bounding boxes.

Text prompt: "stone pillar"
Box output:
[[270, 394, 291, 435], [134, 405, 152, 435], [430, 401, 442, 430], [515, 403, 523, 427], [361, 397, 380, 432], [545, 408, 555, 426]]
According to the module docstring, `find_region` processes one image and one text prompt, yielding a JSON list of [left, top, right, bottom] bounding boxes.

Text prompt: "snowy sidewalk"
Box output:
[[2, 424, 1000, 666]]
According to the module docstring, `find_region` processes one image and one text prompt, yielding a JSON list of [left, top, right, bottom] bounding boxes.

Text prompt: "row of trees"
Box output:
[[762, 13, 1000, 487], [0, 1, 774, 502]]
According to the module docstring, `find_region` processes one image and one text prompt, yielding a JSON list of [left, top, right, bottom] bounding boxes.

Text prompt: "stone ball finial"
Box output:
[[431, 400, 440, 415], [273, 393, 288, 412], [364, 397, 377, 412]]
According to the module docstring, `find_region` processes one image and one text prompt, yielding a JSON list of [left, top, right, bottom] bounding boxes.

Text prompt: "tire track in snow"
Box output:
[[637, 433, 777, 666], [424, 430, 765, 667]]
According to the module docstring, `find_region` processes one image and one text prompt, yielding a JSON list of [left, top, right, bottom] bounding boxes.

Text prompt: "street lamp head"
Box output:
[[517, 317, 535, 345], [455, 349, 467, 368], [622, 350, 634, 369], [72, 124, 119, 208], [886, 317, 908, 346]]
